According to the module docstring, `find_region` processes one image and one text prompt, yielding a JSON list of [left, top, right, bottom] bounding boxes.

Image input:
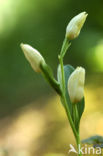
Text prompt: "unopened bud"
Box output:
[[20, 43, 45, 72], [66, 12, 88, 40], [68, 67, 85, 104]]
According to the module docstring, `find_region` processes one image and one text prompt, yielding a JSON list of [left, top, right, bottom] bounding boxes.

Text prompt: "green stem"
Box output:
[[62, 94, 78, 140], [59, 37, 82, 156], [59, 37, 70, 93], [59, 39, 78, 141], [76, 133, 82, 156], [59, 56, 65, 94]]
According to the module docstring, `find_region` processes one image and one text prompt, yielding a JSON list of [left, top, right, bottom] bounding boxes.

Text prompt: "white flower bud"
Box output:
[[68, 67, 85, 104], [20, 43, 45, 72], [66, 12, 88, 40]]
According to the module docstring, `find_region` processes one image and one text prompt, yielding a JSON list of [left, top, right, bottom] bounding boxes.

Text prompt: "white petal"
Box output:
[[21, 43, 45, 72], [68, 67, 85, 103]]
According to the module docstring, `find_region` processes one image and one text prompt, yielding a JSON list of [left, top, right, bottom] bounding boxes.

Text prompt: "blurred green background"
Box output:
[[1, 0, 103, 155]]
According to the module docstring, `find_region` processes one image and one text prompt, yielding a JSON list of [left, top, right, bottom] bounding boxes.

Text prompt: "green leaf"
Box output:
[[40, 63, 61, 95], [64, 65, 74, 115], [77, 98, 85, 122], [82, 135, 103, 144], [57, 64, 85, 131]]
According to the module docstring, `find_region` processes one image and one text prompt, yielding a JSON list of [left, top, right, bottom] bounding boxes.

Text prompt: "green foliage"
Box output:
[[63, 65, 74, 114], [40, 63, 61, 95], [64, 65, 85, 131], [82, 135, 103, 144], [60, 38, 71, 58], [58, 64, 85, 131]]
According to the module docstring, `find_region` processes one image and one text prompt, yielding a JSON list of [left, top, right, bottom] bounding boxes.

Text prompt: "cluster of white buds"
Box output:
[[20, 44, 45, 73], [68, 67, 85, 104], [66, 12, 88, 40], [20, 12, 87, 104]]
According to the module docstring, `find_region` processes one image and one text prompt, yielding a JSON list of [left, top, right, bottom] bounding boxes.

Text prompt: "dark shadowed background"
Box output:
[[0, 0, 103, 155]]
